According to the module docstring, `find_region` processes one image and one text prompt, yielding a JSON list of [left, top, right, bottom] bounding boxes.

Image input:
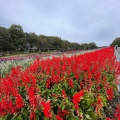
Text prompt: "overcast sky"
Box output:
[[0, 0, 120, 46]]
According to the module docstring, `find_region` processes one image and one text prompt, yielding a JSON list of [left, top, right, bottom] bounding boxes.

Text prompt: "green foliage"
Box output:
[[0, 27, 10, 50]]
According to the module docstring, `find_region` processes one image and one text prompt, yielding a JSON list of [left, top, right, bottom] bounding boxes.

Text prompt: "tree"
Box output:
[[0, 24, 98, 52], [0, 27, 10, 50], [52, 37, 62, 50], [9, 24, 24, 50], [89, 42, 97, 49], [61, 40, 71, 51], [110, 37, 120, 47]]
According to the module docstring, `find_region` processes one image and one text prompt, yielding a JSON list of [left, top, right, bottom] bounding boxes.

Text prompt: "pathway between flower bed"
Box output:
[[42, 49, 96, 60], [115, 47, 120, 92]]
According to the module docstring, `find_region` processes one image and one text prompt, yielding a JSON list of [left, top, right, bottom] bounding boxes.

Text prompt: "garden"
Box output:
[[0, 47, 120, 120]]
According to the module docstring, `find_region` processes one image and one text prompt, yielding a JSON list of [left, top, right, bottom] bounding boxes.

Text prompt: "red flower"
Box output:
[[95, 96, 103, 113], [52, 94, 58, 98], [62, 90, 66, 98], [95, 72, 101, 84], [114, 104, 120, 119], [106, 117, 111, 120], [88, 70, 92, 80], [28, 86, 37, 110], [56, 115, 63, 120], [106, 87, 114, 101], [69, 79, 73, 88], [57, 107, 69, 118], [30, 111, 36, 120], [15, 94, 24, 109], [46, 78, 51, 89], [72, 91, 84, 111], [41, 101, 52, 118]]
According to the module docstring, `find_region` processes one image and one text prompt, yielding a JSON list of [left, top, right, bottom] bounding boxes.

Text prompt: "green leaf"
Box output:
[[86, 99, 92, 106], [85, 114, 91, 120], [62, 105, 65, 110], [87, 108, 93, 112], [71, 89, 74, 94], [16, 115, 23, 120], [66, 114, 79, 120], [21, 108, 28, 120], [73, 116, 80, 120], [11, 113, 19, 120], [0, 115, 11, 120]]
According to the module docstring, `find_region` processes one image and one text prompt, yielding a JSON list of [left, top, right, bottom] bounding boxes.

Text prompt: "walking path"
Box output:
[[115, 46, 120, 92]]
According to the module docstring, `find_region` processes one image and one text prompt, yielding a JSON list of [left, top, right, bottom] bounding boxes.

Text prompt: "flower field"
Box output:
[[0, 58, 34, 77], [0, 47, 120, 120]]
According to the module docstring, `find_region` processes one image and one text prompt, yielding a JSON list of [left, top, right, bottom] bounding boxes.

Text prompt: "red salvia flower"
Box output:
[[28, 86, 37, 110], [95, 96, 103, 113], [72, 90, 84, 111], [58, 107, 69, 118], [106, 87, 114, 101], [14, 94, 24, 109], [52, 94, 58, 98], [106, 117, 111, 120], [46, 78, 51, 89], [114, 104, 120, 119], [30, 111, 36, 120], [69, 79, 73, 88], [56, 115, 63, 120], [62, 90, 66, 98], [41, 101, 52, 118]]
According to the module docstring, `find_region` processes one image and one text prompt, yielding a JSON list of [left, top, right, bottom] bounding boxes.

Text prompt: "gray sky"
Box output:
[[0, 0, 120, 46]]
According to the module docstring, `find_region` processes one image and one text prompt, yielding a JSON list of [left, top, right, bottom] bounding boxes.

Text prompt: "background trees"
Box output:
[[0, 24, 98, 52], [0, 27, 10, 50], [9, 24, 24, 50], [110, 37, 120, 47]]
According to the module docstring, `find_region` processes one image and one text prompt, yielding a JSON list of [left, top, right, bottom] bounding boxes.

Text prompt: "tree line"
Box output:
[[0, 24, 97, 52], [110, 37, 120, 47]]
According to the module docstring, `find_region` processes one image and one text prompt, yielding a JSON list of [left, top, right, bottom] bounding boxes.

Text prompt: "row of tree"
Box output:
[[110, 37, 120, 47], [0, 24, 97, 52]]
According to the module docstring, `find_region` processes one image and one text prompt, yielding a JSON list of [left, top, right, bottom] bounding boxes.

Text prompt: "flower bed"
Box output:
[[0, 58, 34, 77], [0, 47, 120, 120]]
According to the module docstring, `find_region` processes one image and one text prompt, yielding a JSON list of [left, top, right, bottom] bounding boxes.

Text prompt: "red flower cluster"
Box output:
[[62, 90, 67, 98], [41, 101, 52, 118], [57, 107, 69, 118], [72, 90, 84, 111], [114, 104, 120, 120], [30, 111, 36, 120], [28, 86, 37, 110], [95, 96, 103, 113], [68, 79, 74, 88], [56, 115, 63, 120], [106, 87, 114, 101]]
